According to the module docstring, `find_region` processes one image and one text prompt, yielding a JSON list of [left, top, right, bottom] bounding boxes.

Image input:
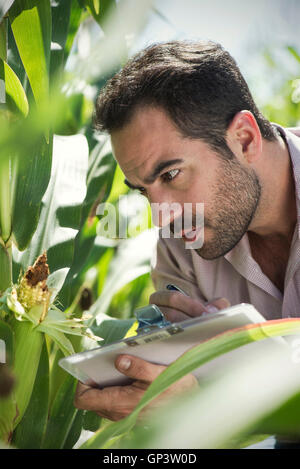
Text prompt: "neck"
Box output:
[[249, 132, 297, 244]]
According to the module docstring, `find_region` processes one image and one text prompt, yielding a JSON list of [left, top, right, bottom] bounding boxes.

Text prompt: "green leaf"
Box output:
[[64, 0, 83, 64], [42, 374, 78, 448], [0, 319, 14, 365], [50, 0, 72, 81], [0, 58, 28, 116], [287, 46, 300, 64], [9, 0, 51, 111], [12, 340, 49, 448], [0, 1, 15, 22], [0, 17, 7, 64], [0, 244, 12, 292], [37, 324, 74, 357], [92, 318, 135, 346], [63, 409, 84, 448], [13, 133, 89, 294], [80, 318, 300, 449], [82, 136, 116, 225], [58, 136, 116, 307], [82, 410, 102, 432], [0, 320, 15, 442], [12, 319, 43, 428], [12, 135, 53, 252], [258, 390, 300, 437], [79, 0, 116, 27], [88, 229, 157, 324]]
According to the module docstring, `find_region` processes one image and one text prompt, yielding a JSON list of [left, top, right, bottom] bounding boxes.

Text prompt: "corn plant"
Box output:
[[0, 0, 156, 448]]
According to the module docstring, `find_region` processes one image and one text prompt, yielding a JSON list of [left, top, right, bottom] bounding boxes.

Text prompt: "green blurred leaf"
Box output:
[[9, 0, 51, 111], [80, 319, 300, 448], [287, 46, 300, 64], [13, 340, 49, 448], [0, 58, 28, 115], [42, 374, 78, 448]]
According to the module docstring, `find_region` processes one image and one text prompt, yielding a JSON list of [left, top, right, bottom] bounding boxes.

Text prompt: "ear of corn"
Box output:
[[0, 252, 100, 442]]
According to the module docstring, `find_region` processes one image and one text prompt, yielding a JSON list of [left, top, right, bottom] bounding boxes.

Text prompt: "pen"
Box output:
[[166, 283, 219, 314], [166, 283, 189, 296]]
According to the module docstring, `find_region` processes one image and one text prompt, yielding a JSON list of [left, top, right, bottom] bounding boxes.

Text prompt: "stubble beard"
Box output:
[[194, 156, 261, 260]]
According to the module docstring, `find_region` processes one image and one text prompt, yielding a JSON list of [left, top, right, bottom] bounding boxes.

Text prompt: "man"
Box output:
[[74, 40, 299, 434]]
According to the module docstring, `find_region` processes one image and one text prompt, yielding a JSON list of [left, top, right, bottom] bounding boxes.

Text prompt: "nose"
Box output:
[[148, 191, 183, 229]]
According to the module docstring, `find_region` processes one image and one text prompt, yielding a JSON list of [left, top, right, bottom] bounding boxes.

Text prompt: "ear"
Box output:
[[226, 111, 262, 164]]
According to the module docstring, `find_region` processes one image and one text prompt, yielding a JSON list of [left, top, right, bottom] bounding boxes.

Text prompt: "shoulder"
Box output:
[[286, 126, 300, 138]]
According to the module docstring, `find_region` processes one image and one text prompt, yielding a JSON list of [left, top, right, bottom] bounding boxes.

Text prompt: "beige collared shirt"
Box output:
[[151, 124, 300, 320]]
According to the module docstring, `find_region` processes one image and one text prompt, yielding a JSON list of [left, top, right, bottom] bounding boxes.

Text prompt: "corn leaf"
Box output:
[[12, 319, 43, 428], [13, 134, 89, 295], [0, 0, 15, 21], [88, 229, 157, 325], [12, 135, 53, 252], [9, 0, 51, 111], [64, 0, 83, 64], [92, 318, 135, 346], [0, 244, 11, 292], [63, 409, 84, 449], [50, 0, 72, 81], [0, 319, 14, 365], [78, 0, 116, 28], [41, 374, 78, 448], [0, 319, 15, 442], [82, 410, 102, 433], [0, 58, 28, 116], [58, 136, 116, 307], [37, 324, 74, 357], [12, 340, 49, 448], [80, 318, 300, 449], [124, 342, 300, 449]]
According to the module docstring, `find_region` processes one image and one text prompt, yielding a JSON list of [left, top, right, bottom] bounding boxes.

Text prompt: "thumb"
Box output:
[[115, 355, 166, 383]]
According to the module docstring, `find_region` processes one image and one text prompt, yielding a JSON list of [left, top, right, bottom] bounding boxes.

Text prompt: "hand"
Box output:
[[74, 354, 198, 422], [149, 290, 231, 322]]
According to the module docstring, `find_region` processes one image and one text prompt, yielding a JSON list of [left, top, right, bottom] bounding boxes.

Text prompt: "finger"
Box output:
[[159, 306, 191, 322], [205, 297, 231, 313], [74, 381, 120, 413], [149, 290, 208, 317], [115, 355, 166, 383]]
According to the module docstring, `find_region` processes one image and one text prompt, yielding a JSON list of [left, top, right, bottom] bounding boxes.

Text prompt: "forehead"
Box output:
[[110, 106, 183, 176]]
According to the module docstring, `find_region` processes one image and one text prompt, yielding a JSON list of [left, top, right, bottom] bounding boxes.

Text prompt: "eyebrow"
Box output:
[[124, 158, 183, 190]]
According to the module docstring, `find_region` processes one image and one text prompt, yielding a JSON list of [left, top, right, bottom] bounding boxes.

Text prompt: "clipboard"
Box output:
[[59, 303, 269, 388]]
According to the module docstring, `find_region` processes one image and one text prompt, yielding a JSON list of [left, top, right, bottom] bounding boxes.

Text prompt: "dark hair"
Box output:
[[94, 40, 277, 157]]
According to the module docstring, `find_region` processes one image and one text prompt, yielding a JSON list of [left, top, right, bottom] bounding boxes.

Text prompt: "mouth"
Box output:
[[180, 225, 203, 243]]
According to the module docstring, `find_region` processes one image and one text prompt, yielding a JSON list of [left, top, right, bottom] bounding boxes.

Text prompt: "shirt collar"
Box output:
[[225, 122, 300, 265]]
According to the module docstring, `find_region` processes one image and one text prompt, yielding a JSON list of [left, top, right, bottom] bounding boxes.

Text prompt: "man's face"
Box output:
[[111, 106, 261, 259]]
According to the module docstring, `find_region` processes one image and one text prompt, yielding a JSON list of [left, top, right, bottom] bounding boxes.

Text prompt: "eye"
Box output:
[[137, 186, 147, 196], [161, 169, 180, 182]]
